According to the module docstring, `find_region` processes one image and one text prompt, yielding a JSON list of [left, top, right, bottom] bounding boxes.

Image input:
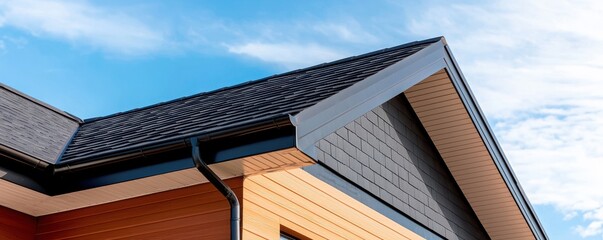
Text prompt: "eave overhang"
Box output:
[[0, 117, 314, 216], [292, 38, 547, 240], [1, 147, 312, 216]]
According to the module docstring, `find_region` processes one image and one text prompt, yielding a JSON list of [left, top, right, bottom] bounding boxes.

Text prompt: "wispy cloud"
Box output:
[[218, 19, 375, 69], [577, 221, 603, 238], [313, 21, 379, 44], [226, 42, 346, 69], [407, 0, 603, 237], [0, 0, 167, 55], [0, 0, 384, 65]]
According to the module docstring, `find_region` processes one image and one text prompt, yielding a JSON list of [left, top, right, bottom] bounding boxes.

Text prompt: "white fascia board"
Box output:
[[442, 45, 548, 240], [292, 39, 448, 157]]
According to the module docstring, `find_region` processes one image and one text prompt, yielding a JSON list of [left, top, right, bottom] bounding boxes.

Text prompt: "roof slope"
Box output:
[[0, 85, 80, 164], [60, 37, 441, 162]]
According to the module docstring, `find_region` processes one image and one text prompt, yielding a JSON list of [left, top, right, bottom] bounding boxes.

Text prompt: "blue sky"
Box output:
[[2, 1, 603, 238]]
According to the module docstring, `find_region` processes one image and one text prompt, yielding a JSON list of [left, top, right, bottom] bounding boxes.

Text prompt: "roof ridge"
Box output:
[[0, 83, 83, 123], [83, 37, 442, 123]]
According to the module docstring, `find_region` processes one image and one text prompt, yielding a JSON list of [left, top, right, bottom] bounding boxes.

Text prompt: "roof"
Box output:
[[288, 39, 548, 239], [0, 36, 547, 239], [0, 84, 80, 164], [59, 37, 440, 163]]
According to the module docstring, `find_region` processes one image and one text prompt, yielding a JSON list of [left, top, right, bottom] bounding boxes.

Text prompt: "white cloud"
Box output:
[[227, 42, 346, 69], [0, 0, 167, 55], [576, 221, 603, 238], [5, 35, 27, 47], [192, 17, 381, 69], [408, 0, 603, 237], [313, 21, 378, 44]]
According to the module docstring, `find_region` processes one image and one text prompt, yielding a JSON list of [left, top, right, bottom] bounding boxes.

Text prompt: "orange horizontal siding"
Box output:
[[35, 178, 243, 240], [0, 205, 35, 240]]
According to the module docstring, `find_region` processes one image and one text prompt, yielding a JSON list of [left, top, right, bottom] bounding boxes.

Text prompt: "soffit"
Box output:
[[0, 147, 313, 216], [405, 69, 535, 240]]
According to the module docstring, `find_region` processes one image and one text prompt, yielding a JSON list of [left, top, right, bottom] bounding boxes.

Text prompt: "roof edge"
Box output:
[[56, 114, 293, 170], [0, 143, 51, 169], [1, 114, 295, 196], [83, 37, 443, 124], [0, 84, 82, 123], [442, 44, 548, 239], [289, 36, 547, 239]]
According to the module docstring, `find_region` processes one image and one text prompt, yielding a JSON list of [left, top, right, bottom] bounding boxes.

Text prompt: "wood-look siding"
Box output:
[[0, 205, 35, 240], [35, 178, 243, 240], [242, 168, 423, 240], [405, 69, 534, 239]]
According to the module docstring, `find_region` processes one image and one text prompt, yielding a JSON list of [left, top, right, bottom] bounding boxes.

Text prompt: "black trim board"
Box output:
[[0, 153, 52, 193], [0, 126, 296, 196]]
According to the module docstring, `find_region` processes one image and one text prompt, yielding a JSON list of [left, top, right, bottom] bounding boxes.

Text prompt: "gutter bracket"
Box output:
[[190, 137, 240, 240]]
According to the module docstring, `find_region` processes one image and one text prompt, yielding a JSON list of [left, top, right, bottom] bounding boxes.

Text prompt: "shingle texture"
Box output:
[[315, 95, 490, 240], [60, 38, 440, 162], [0, 86, 80, 163]]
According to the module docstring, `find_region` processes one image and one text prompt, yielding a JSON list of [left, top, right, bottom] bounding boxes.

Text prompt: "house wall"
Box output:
[[242, 168, 422, 240], [314, 95, 490, 240], [0, 205, 36, 240], [35, 178, 243, 240]]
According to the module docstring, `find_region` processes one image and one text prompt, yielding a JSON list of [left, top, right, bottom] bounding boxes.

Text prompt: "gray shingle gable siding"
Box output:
[[60, 38, 440, 162], [315, 95, 489, 240]]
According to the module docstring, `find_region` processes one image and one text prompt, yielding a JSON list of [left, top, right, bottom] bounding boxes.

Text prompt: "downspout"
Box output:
[[190, 137, 240, 240]]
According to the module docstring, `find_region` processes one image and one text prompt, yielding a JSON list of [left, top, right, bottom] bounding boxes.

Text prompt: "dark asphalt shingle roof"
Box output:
[[0, 85, 80, 164], [60, 37, 441, 162]]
